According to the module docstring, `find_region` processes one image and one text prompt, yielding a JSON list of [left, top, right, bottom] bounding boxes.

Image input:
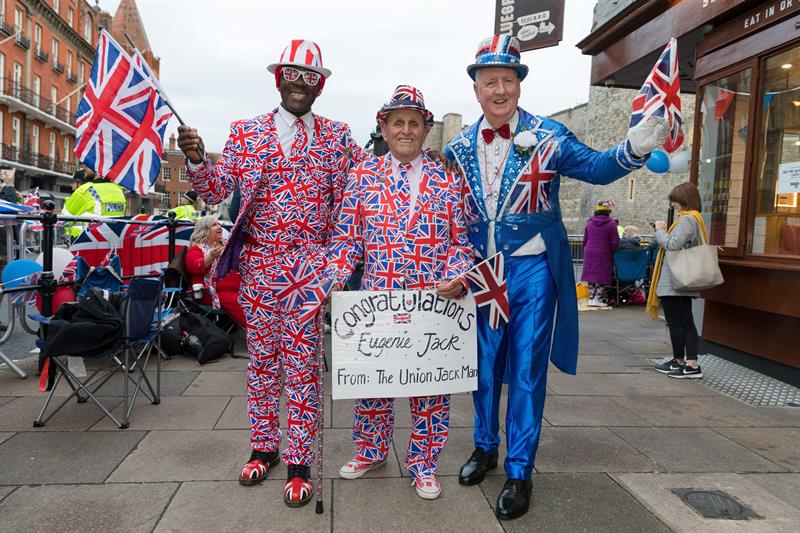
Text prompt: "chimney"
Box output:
[[169, 133, 176, 151]]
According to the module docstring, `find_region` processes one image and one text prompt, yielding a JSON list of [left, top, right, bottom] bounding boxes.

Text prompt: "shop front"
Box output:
[[580, 0, 800, 371]]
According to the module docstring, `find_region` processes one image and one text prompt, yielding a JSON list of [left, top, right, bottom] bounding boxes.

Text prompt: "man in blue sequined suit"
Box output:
[[444, 35, 667, 520]]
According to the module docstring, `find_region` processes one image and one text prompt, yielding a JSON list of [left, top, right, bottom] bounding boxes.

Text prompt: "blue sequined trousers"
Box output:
[[472, 253, 556, 480]]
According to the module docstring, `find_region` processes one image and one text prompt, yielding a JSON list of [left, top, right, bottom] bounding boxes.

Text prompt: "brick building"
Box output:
[[0, 0, 163, 213]]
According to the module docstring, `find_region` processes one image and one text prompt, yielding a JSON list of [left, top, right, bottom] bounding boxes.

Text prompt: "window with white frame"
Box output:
[[84, 14, 92, 44], [63, 137, 69, 163], [0, 53, 4, 92], [50, 86, 57, 111], [32, 125, 40, 155], [162, 167, 172, 181], [14, 8, 22, 35], [0, 1, 5, 21], [33, 75, 40, 107], [67, 51, 73, 77], [78, 61, 85, 84], [0, 111, 3, 145], [12, 63, 21, 96], [179, 168, 188, 181], [34, 25, 42, 54], [65, 96, 70, 119], [49, 132, 56, 159], [11, 117, 20, 147], [51, 39, 59, 65], [53, 0, 59, 14], [67, 7, 73, 26]]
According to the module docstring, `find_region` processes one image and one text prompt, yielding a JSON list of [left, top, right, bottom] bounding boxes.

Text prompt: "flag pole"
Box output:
[[122, 32, 186, 126]]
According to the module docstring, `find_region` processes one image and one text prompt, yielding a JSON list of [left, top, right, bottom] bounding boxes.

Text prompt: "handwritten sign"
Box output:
[[494, 0, 564, 51], [778, 161, 800, 194], [331, 290, 478, 400]]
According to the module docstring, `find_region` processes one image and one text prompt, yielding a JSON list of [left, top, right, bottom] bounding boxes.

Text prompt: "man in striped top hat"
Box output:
[[178, 38, 367, 509], [444, 34, 668, 520]]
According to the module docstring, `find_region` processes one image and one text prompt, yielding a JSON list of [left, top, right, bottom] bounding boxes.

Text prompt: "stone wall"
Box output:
[[423, 113, 463, 152], [550, 86, 696, 235]]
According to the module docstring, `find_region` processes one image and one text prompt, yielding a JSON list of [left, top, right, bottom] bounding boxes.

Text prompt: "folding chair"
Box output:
[[612, 249, 651, 305], [33, 277, 165, 429], [74, 254, 123, 298]]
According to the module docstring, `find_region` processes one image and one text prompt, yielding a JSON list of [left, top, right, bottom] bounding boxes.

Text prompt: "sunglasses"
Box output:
[[281, 67, 321, 86]]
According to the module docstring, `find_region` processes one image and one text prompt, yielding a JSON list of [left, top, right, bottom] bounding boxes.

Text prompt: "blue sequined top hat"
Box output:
[[376, 85, 434, 126], [467, 35, 529, 81]]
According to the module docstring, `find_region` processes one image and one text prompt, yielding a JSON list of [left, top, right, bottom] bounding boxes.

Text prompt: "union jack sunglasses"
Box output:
[[281, 67, 321, 86]]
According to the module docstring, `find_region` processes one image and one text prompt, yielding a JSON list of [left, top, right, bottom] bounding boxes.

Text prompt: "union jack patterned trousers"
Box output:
[[240, 273, 321, 466], [353, 394, 450, 479]]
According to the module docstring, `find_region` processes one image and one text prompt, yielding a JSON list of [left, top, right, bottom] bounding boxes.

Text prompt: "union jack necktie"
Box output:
[[289, 118, 308, 161], [397, 162, 412, 224]]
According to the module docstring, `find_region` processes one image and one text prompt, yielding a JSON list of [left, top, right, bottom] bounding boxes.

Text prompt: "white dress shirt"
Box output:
[[477, 110, 546, 257]]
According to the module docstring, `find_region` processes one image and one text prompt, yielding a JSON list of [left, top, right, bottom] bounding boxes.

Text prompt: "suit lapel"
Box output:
[[406, 155, 436, 237]]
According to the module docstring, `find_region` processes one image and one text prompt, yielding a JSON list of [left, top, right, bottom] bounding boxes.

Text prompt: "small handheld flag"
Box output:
[[462, 252, 510, 330], [629, 38, 684, 153]]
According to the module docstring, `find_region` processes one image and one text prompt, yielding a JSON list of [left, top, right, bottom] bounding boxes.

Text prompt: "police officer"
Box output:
[[63, 166, 127, 240], [169, 190, 199, 220]]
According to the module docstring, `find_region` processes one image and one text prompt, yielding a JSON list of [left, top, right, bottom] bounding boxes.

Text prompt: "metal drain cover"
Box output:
[[672, 489, 760, 520]]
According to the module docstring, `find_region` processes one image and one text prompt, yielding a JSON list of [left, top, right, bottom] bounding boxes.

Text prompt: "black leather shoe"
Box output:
[[496, 478, 532, 520], [458, 447, 498, 485]]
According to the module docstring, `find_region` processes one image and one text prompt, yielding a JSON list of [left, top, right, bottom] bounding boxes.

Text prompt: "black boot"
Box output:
[[458, 447, 498, 485], [496, 478, 532, 520]]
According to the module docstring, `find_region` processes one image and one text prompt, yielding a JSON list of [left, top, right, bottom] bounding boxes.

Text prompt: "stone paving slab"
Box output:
[[611, 427, 787, 473], [715, 428, 800, 472], [392, 426, 507, 477], [94, 370, 199, 397], [0, 432, 14, 445], [0, 431, 146, 484], [480, 473, 671, 533], [214, 395, 332, 430], [535, 427, 658, 473], [0, 482, 178, 533], [162, 354, 249, 372], [181, 370, 246, 396], [613, 473, 800, 533], [107, 429, 251, 483], [575, 340, 625, 355], [609, 340, 673, 356], [0, 396, 122, 432], [547, 373, 717, 397], [333, 476, 504, 533], [745, 474, 800, 511], [573, 354, 650, 374], [544, 396, 650, 427], [0, 396, 14, 407], [155, 480, 331, 533], [613, 396, 753, 427], [0, 371, 82, 396], [89, 395, 230, 431], [0, 485, 16, 501]]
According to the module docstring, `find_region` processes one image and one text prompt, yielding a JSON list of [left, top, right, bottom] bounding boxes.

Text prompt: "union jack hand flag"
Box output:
[[273, 259, 334, 323], [74, 29, 173, 195], [629, 38, 684, 153], [462, 252, 510, 330], [69, 215, 192, 277]]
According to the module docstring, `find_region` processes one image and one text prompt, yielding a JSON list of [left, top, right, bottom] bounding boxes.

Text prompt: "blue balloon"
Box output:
[[646, 149, 670, 173], [2, 259, 42, 288]]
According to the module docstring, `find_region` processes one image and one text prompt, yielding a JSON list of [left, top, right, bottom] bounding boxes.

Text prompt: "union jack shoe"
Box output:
[[338, 458, 387, 480], [414, 475, 442, 500], [284, 464, 313, 508], [239, 449, 279, 486]]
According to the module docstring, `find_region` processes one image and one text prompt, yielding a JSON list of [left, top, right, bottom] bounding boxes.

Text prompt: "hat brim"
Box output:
[[467, 63, 528, 81], [267, 62, 332, 79], [376, 104, 434, 127]]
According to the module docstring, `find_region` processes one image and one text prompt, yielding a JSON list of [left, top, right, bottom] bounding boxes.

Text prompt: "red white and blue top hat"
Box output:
[[376, 85, 434, 126], [467, 35, 529, 81], [267, 39, 332, 78]]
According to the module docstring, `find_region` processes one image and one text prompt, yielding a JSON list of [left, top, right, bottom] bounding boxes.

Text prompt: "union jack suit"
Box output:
[[327, 153, 473, 480], [188, 110, 364, 466], [444, 107, 647, 481]]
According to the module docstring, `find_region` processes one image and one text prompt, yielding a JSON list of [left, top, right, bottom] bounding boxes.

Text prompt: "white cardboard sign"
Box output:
[[331, 290, 478, 400], [777, 161, 800, 194]]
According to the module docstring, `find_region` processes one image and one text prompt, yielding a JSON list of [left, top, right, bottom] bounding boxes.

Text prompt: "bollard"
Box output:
[[167, 210, 177, 261], [39, 200, 57, 318]]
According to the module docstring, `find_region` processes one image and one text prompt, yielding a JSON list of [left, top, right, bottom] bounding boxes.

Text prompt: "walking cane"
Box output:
[[315, 306, 325, 514]]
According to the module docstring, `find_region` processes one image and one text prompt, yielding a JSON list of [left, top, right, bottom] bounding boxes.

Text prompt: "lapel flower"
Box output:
[[513, 130, 538, 156]]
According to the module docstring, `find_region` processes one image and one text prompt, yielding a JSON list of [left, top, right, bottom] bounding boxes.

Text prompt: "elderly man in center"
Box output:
[[326, 85, 473, 500]]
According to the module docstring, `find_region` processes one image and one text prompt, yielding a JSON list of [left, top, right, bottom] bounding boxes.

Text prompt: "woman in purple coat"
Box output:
[[581, 201, 619, 306]]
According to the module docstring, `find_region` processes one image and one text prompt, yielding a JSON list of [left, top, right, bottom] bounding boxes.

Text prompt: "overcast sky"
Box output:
[[100, 0, 598, 151]]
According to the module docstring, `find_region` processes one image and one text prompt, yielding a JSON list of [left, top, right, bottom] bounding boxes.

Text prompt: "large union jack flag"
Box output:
[[69, 215, 192, 277], [74, 29, 172, 195], [462, 252, 509, 330], [507, 140, 557, 215], [629, 38, 684, 153]]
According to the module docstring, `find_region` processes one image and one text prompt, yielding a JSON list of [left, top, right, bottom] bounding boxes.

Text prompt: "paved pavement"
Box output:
[[1, 307, 799, 532]]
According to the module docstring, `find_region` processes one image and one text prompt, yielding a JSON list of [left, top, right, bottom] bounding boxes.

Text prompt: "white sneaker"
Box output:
[[414, 475, 442, 500], [338, 458, 386, 479], [588, 298, 604, 307]]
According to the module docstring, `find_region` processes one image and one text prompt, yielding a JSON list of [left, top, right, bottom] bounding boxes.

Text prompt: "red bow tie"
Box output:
[[481, 123, 511, 144]]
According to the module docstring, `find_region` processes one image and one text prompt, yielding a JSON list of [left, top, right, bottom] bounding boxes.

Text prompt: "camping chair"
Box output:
[[612, 248, 650, 305], [33, 276, 166, 429], [74, 255, 123, 298]]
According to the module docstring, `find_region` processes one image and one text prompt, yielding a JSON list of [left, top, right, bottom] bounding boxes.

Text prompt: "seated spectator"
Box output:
[[185, 216, 245, 325], [619, 226, 642, 250]]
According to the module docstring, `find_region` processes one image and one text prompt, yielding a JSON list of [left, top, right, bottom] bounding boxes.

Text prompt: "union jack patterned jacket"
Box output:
[[444, 107, 647, 375], [187, 111, 363, 280], [327, 153, 473, 291]]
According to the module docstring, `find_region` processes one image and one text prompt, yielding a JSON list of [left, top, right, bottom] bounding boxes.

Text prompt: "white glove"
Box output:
[[627, 116, 668, 158]]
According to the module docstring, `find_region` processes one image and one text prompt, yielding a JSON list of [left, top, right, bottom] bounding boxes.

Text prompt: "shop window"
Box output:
[[696, 68, 751, 250], [750, 45, 800, 257]]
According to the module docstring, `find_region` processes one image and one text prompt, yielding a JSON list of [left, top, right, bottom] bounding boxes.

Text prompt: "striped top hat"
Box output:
[[467, 35, 529, 81], [267, 39, 331, 78], [376, 85, 434, 126]]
